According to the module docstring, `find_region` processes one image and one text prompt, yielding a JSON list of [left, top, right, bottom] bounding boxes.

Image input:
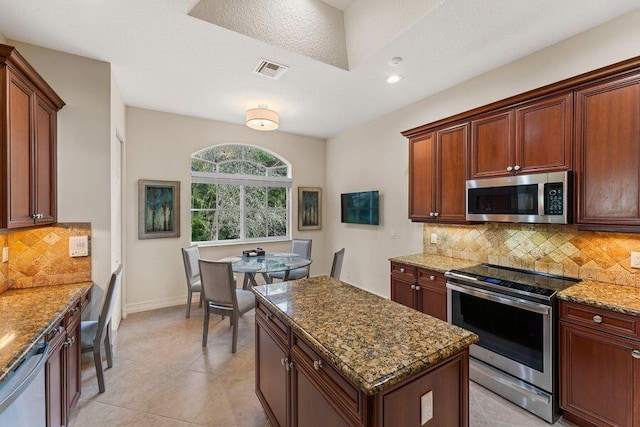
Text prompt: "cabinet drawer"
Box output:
[[292, 334, 362, 423], [256, 302, 290, 345], [560, 301, 640, 340], [417, 269, 445, 287], [65, 300, 82, 327], [46, 317, 66, 348], [80, 288, 92, 310], [390, 263, 417, 283]]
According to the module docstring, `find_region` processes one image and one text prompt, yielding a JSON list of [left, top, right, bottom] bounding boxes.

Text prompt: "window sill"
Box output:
[[193, 237, 292, 248]]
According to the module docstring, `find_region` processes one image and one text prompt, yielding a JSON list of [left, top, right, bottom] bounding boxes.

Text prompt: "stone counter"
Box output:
[[557, 280, 640, 317], [252, 275, 478, 395], [0, 282, 93, 385], [389, 253, 477, 273]]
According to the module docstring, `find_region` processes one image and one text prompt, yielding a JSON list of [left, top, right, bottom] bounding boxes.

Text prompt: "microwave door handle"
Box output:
[[538, 183, 546, 216], [446, 282, 550, 315]]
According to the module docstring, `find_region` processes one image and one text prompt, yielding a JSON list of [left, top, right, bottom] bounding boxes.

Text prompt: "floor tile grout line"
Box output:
[[72, 397, 198, 425]]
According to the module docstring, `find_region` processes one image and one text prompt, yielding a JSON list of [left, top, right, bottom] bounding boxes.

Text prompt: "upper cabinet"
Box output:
[[1, 44, 64, 229], [407, 123, 468, 223], [470, 93, 572, 179], [576, 73, 640, 230]]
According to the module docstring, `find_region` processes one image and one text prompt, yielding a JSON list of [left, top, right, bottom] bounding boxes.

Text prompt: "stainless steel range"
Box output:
[[445, 264, 579, 423]]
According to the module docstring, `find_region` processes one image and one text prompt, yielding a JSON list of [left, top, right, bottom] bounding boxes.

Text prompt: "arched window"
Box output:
[[191, 144, 292, 244]]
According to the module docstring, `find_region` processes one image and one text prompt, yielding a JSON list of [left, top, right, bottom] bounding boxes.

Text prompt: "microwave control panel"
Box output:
[[544, 183, 564, 215]]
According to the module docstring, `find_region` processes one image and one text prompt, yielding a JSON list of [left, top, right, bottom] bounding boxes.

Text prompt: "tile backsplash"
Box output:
[[423, 223, 640, 287], [7, 223, 92, 289]]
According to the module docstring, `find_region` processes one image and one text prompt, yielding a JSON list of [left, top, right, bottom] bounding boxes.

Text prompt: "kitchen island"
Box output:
[[252, 275, 479, 427]]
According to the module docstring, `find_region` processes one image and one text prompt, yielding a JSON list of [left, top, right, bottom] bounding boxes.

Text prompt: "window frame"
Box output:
[[190, 145, 292, 246]]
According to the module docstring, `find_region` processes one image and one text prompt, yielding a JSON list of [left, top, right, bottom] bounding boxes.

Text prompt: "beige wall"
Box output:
[[0, 31, 6, 44], [326, 10, 640, 298], [125, 107, 327, 313], [9, 40, 113, 316]]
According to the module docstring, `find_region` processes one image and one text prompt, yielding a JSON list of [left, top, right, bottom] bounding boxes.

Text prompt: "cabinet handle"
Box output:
[[313, 360, 323, 371], [64, 335, 75, 347], [400, 268, 405, 273], [410, 285, 415, 290], [266, 312, 273, 320], [429, 212, 434, 217], [592, 315, 603, 324], [514, 165, 521, 171], [506, 166, 513, 172], [433, 212, 439, 217], [429, 275, 435, 281], [70, 307, 79, 316], [632, 350, 640, 359], [281, 357, 286, 367]]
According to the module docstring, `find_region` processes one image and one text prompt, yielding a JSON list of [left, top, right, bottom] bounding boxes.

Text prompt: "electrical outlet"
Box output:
[[631, 252, 640, 269], [390, 229, 396, 239], [430, 233, 438, 244], [2, 247, 8, 263], [421, 391, 433, 424]]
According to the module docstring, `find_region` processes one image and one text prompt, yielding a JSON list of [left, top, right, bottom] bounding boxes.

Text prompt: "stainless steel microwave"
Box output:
[[466, 171, 570, 224]]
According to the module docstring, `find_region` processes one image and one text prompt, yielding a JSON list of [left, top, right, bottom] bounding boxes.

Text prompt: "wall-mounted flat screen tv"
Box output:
[[341, 191, 379, 225]]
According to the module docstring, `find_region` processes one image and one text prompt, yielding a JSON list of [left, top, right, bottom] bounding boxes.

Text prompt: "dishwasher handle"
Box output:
[[0, 342, 49, 414]]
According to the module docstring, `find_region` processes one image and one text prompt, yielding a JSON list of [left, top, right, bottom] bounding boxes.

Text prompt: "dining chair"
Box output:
[[80, 264, 123, 393], [181, 245, 203, 318], [269, 239, 312, 281], [330, 248, 345, 280], [199, 260, 256, 353]]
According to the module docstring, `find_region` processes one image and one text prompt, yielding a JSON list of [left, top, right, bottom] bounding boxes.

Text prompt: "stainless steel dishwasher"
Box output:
[[0, 341, 49, 426]]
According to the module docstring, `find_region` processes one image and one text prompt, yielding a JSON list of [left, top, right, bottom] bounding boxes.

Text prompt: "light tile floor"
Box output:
[[69, 305, 578, 427]]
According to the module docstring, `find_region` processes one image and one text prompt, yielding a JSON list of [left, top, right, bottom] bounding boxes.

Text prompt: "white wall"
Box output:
[[125, 107, 327, 313], [0, 31, 6, 44], [326, 9, 640, 298], [9, 40, 113, 316]]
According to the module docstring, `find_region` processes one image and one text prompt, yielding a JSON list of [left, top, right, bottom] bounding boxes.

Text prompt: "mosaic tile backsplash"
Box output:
[[0, 234, 7, 293], [7, 223, 92, 289], [423, 223, 640, 287]]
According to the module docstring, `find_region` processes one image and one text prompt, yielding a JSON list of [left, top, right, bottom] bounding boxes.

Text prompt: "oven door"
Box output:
[[447, 282, 553, 392]]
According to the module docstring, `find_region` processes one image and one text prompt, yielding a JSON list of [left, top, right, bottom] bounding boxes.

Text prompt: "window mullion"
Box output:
[[240, 185, 246, 240]]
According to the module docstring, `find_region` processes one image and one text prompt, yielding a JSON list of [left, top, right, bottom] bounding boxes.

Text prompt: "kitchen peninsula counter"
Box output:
[[252, 275, 478, 426], [0, 282, 92, 386], [389, 253, 477, 273]]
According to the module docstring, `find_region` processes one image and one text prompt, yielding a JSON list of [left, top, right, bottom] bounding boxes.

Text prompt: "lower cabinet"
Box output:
[[45, 289, 90, 427], [390, 262, 448, 321], [255, 300, 470, 427], [560, 301, 640, 427]]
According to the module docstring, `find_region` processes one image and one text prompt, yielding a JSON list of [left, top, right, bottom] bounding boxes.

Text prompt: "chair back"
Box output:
[[292, 239, 312, 258], [181, 245, 201, 288], [95, 265, 123, 345], [330, 248, 345, 279], [198, 260, 237, 309]]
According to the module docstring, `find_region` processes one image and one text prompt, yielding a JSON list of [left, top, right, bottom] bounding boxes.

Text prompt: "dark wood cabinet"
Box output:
[[407, 123, 468, 223], [45, 290, 90, 427], [390, 262, 448, 321], [576, 74, 640, 230], [470, 93, 572, 179], [1, 44, 63, 229], [560, 301, 640, 427]]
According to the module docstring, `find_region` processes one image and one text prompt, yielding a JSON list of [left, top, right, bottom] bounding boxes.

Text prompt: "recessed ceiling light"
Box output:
[[386, 74, 402, 84]]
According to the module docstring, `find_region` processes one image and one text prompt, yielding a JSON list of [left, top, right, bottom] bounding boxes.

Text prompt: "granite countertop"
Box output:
[[0, 282, 93, 385], [389, 253, 477, 273], [252, 276, 478, 396], [557, 280, 640, 317]]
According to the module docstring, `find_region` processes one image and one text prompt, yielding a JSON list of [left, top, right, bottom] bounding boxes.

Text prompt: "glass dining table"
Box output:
[[218, 253, 313, 289]]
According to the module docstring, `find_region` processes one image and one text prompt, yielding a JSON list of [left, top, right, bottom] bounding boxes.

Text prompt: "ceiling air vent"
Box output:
[[253, 59, 288, 80]]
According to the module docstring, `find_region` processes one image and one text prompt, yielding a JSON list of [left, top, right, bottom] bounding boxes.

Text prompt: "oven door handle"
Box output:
[[446, 282, 551, 315]]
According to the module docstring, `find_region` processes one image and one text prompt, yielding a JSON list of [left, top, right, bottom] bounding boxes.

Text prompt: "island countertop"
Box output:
[[0, 282, 92, 386], [252, 275, 478, 395]]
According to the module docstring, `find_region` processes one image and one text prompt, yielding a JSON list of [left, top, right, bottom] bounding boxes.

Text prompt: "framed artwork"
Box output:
[[298, 187, 322, 231], [138, 179, 180, 239]]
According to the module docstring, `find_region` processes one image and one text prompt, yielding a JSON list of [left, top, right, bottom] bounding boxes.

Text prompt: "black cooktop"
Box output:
[[445, 263, 580, 301]]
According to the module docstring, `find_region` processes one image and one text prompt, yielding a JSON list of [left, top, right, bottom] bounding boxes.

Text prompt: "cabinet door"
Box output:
[[45, 325, 65, 427], [408, 133, 435, 221], [34, 94, 56, 224], [256, 317, 289, 427], [66, 317, 82, 414], [470, 111, 514, 178], [417, 270, 447, 321], [435, 123, 468, 222], [7, 72, 34, 228], [391, 277, 417, 310], [560, 321, 640, 427], [515, 93, 572, 174], [576, 75, 640, 227]]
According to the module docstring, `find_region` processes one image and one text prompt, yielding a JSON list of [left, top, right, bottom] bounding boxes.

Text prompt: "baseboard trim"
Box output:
[[125, 295, 186, 314]]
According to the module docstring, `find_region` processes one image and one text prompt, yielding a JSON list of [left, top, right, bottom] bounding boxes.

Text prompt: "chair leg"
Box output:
[[104, 322, 114, 369], [231, 314, 239, 354], [198, 291, 203, 308], [94, 348, 105, 393], [202, 308, 209, 347], [186, 290, 193, 318]]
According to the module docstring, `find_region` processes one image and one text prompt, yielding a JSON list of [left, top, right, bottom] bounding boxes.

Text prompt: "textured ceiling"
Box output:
[[0, 0, 638, 138]]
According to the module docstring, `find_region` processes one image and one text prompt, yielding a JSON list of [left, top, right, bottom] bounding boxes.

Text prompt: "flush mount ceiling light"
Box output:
[[386, 74, 402, 84], [246, 105, 279, 131]]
